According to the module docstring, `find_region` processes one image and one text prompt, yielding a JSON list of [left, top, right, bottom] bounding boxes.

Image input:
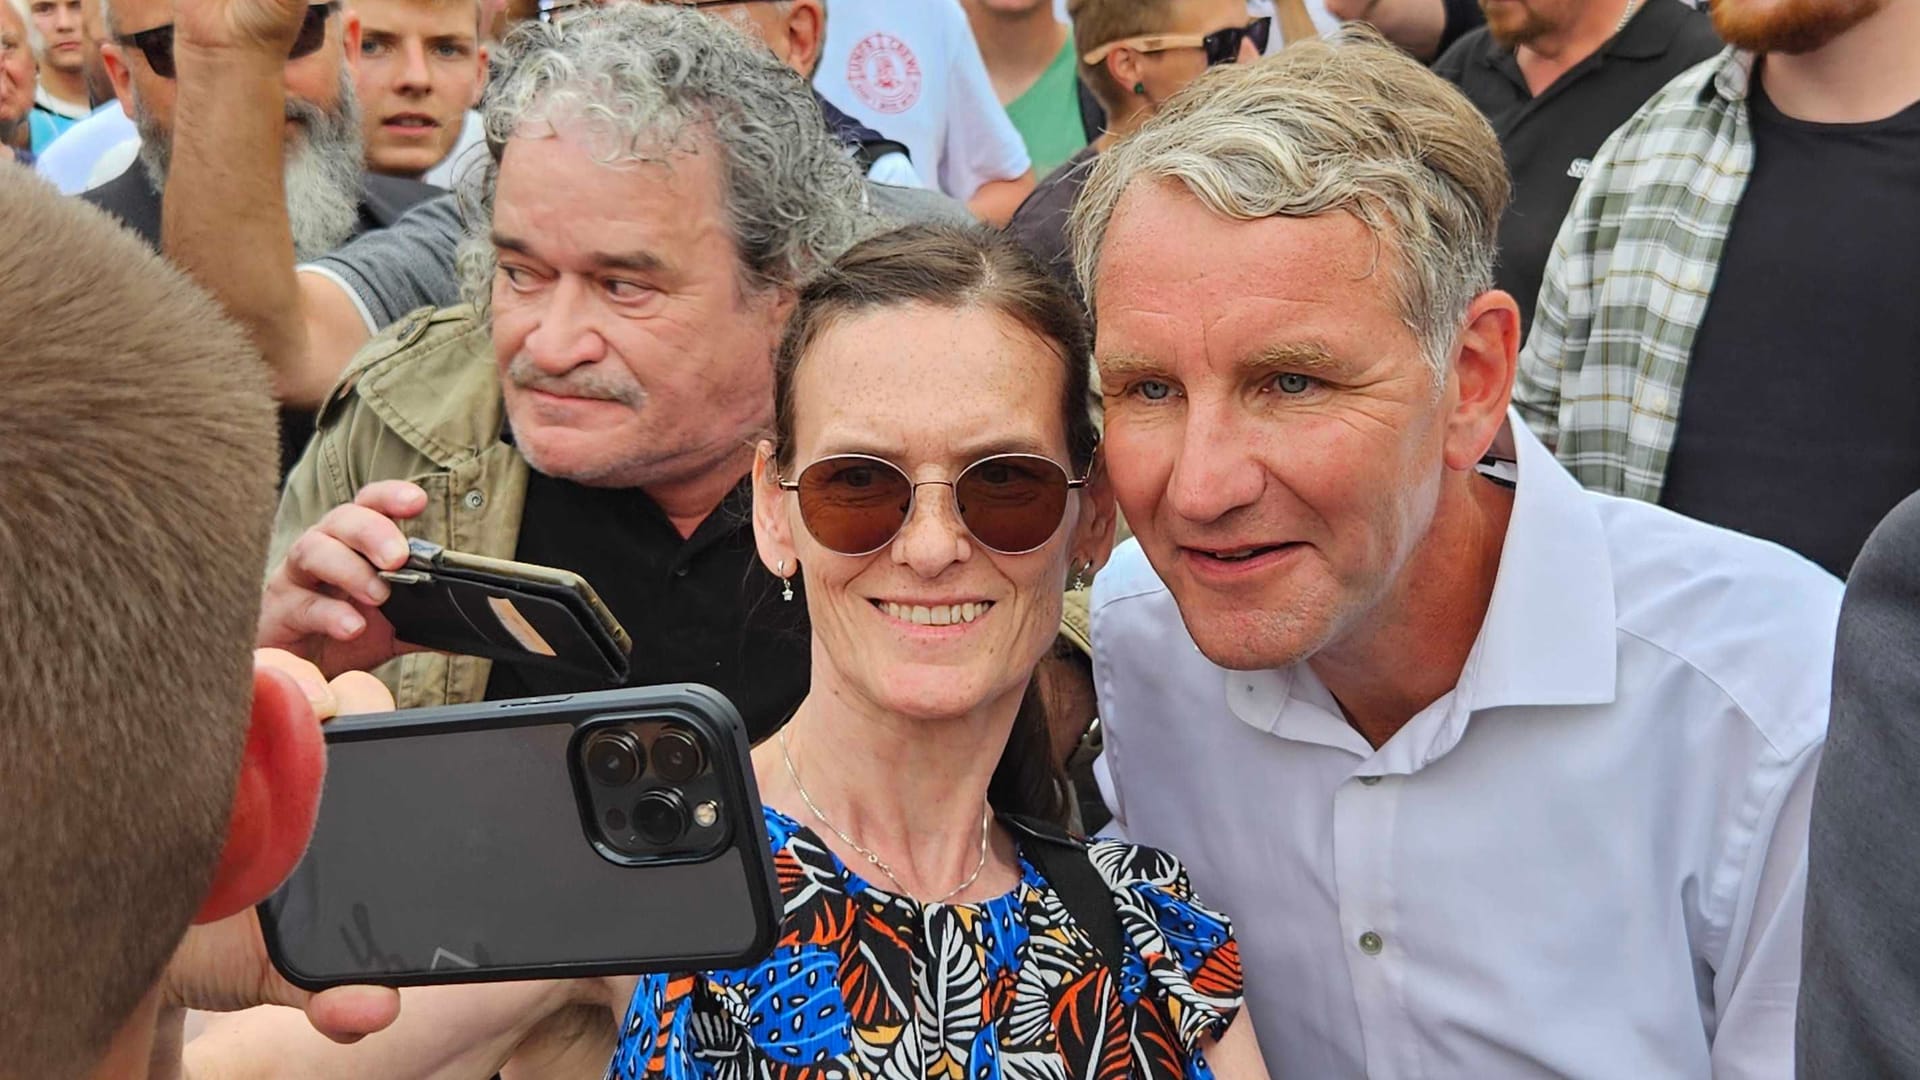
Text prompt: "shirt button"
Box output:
[[462, 489, 485, 510], [1358, 775, 1382, 786], [1358, 931, 1384, 956]]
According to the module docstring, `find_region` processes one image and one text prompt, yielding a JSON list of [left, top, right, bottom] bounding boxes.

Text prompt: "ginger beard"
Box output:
[[1712, 0, 1888, 54]]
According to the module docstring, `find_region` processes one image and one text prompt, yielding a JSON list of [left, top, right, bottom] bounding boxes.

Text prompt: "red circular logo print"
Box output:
[[846, 32, 923, 115]]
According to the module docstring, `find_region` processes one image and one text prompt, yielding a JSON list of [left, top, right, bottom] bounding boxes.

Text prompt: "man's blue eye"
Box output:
[[1276, 373, 1312, 394], [1139, 381, 1171, 401]]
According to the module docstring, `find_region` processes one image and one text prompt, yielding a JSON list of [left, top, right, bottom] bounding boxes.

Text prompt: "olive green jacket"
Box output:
[[270, 304, 527, 709]]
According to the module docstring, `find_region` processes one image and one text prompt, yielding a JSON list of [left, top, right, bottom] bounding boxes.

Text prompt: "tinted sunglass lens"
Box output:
[[290, 4, 331, 58], [955, 457, 1070, 554], [1202, 27, 1238, 66], [796, 458, 913, 555], [138, 28, 175, 78], [1248, 16, 1272, 53]]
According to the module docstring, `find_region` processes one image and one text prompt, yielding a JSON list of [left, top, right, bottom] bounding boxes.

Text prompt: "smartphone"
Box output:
[[259, 685, 782, 990], [378, 538, 632, 684]]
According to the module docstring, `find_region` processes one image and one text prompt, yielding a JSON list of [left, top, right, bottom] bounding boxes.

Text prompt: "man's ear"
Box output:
[[1441, 289, 1523, 472], [192, 664, 327, 924], [787, 0, 824, 81], [100, 41, 134, 119], [341, 9, 361, 67], [470, 43, 489, 107]]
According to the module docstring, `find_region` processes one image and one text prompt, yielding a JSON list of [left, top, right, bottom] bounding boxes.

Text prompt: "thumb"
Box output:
[[302, 984, 404, 1043]]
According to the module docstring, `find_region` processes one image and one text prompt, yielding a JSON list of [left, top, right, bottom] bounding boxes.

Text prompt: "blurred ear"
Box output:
[[752, 440, 799, 580], [341, 9, 361, 66], [786, 0, 824, 80], [470, 42, 488, 107], [1071, 454, 1120, 573], [1105, 48, 1143, 99], [1441, 289, 1523, 472], [100, 41, 134, 119], [191, 664, 327, 924]]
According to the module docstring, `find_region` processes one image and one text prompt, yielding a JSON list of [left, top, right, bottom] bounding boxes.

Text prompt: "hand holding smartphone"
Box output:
[[258, 685, 780, 989]]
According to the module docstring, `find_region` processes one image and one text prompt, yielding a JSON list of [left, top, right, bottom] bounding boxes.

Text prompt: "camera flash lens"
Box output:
[[693, 801, 719, 828]]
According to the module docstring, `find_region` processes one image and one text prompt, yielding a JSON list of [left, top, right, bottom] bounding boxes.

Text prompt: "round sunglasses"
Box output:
[[776, 453, 1090, 557], [1081, 16, 1271, 69]]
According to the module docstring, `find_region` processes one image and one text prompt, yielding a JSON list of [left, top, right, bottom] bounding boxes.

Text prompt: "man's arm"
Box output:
[[1798, 492, 1920, 1078], [966, 170, 1036, 228], [1324, 0, 1448, 60], [161, 2, 381, 410]]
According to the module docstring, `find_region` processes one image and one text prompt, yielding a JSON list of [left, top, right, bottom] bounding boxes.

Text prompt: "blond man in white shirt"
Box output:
[[1071, 32, 1839, 1079]]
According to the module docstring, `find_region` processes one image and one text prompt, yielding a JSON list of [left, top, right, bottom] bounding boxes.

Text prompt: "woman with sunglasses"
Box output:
[[1010, 0, 1306, 300], [594, 223, 1266, 1079]]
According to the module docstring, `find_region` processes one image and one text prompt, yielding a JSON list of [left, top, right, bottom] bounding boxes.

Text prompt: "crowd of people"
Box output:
[[3, 0, 1918, 1076]]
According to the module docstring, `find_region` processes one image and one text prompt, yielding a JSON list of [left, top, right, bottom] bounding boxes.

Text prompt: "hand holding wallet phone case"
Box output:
[[378, 538, 632, 684]]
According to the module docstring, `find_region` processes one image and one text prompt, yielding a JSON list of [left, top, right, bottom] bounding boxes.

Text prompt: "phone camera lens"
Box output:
[[632, 790, 690, 846], [651, 729, 705, 783], [603, 807, 628, 833], [584, 730, 644, 787]]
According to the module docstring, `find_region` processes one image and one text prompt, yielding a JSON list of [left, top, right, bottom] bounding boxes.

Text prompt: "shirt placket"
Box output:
[[1333, 768, 1422, 1078]]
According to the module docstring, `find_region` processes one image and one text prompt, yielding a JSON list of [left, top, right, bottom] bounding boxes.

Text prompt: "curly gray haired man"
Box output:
[[246, 4, 860, 735]]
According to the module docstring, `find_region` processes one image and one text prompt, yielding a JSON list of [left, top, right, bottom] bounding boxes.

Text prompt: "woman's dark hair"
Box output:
[[773, 224, 1100, 827]]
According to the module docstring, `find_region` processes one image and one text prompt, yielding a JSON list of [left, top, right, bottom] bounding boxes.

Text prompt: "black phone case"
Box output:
[[379, 545, 630, 685], [258, 686, 781, 990]]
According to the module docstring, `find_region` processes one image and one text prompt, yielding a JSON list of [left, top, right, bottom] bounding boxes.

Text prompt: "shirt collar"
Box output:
[[1608, 0, 1695, 60], [1707, 46, 1758, 104], [1225, 409, 1618, 737]]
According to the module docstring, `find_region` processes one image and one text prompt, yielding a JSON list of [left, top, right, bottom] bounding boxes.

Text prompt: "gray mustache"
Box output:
[[505, 354, 645, 406]]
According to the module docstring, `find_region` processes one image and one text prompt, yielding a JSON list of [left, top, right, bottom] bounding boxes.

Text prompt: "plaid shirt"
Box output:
[[1514, 47, 1758, 501]]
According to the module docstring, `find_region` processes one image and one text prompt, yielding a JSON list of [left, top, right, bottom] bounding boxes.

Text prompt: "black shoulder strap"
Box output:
[[1001, 814, 1124, 983]]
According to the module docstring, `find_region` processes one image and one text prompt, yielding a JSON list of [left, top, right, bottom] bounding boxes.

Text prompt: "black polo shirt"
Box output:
[[483, 468, 811, 743], [1434, 0, 1721, 331]]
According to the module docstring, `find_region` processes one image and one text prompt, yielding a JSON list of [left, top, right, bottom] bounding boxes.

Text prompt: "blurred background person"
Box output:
[[350, 0, 487, 186], [20, 0, 88, 143], [93, 0, 437, 476], [1008, 0, 1270, 299], [1517, 0, 1920, 578], [961, 0, 1086, 176], [1434, 0, 1720, 332], [30, 0, 140, 190], [817, 0, 1037, 223], [1325, 0, 1483, 61], [0, 0, 34, 160]]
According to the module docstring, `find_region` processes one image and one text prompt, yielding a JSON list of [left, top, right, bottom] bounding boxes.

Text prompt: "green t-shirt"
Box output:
[[1005, 34, 1089, 178]]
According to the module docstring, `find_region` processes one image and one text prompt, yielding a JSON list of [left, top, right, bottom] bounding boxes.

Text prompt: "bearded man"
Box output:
[[89, 0, 434, 474], [1513, 0, 1920, 578], [1431, 0, 1718, 333]]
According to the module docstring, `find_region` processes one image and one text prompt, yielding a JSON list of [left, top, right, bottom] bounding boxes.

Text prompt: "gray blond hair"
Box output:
[[1070, 29, 1510, 376], [455, 2, 867, 314]]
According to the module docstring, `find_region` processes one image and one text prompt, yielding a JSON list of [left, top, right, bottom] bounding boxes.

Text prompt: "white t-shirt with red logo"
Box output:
[[815, 0, 1031, 202]]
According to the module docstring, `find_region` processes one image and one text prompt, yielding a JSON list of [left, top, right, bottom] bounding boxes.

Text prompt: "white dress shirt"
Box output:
[[1092, 417, 1840, 1078]]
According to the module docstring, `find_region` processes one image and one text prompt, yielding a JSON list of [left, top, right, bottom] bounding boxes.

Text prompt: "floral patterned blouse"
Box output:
[[606, 807, 1243, 1080]]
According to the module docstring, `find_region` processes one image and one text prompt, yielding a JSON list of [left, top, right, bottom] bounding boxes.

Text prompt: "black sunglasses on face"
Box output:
[[1201, 16, 1271, 66], [1081, 16, 1271, 70], [116, 0, 338, 79]]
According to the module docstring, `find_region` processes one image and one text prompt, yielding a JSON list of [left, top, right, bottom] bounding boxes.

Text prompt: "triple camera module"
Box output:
[[575, 718, 727, 863]]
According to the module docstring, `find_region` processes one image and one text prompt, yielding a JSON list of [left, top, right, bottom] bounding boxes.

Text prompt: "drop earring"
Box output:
[[777, 560, 795, 602], [1069, 561, 1091, 592]]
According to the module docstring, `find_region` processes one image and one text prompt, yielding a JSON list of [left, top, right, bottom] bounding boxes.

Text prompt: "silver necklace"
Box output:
[[1613, 0, 1641, 36], [779, 729, 993, 906]]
